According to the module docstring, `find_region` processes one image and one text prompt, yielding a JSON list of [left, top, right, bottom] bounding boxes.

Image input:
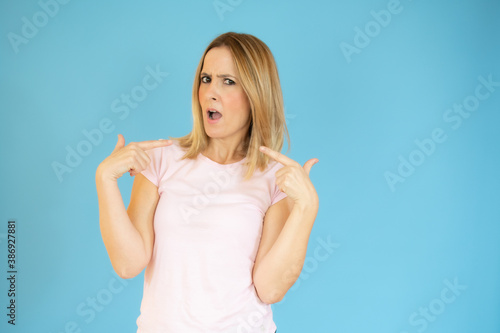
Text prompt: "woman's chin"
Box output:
[[204, 129, 223, 139]]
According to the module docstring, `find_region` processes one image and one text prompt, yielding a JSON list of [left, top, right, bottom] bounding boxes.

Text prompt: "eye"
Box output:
[[224, 78, 235, 85], [201, 76, 211, 83]]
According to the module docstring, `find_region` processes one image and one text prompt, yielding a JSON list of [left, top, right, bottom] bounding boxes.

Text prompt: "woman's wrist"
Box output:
[[293, 193, 319, 213], [96, 164, 118, 185]]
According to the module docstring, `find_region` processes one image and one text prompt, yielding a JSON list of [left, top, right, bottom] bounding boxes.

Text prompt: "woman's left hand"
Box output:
[[259, 146, 319, 206]]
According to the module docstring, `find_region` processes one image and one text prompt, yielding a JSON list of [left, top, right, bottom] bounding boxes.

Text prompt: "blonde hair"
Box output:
[[174, 32, 290, 180]]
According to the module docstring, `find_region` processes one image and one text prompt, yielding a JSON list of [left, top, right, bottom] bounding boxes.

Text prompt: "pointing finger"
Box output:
[[134, 139, 173, 151], [259, 146, 296, 166]]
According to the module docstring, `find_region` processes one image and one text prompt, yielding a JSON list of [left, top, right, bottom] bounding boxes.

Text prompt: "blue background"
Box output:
[[1, 0, 499, 332]]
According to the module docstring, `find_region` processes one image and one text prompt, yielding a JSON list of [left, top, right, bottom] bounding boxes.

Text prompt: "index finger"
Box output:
[[259, 146, 295, 166], [134, 139, 173, 150]]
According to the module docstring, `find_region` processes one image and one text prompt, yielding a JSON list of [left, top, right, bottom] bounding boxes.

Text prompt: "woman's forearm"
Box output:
[[96, 170, 148, 278], [253, 200, 319, 303]]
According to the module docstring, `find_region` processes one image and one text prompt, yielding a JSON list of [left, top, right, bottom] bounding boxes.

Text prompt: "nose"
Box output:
[[205, 81, 219, 102]]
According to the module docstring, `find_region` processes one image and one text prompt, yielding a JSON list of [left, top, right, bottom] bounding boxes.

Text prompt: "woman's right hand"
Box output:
[[96, 134, 172, 181]]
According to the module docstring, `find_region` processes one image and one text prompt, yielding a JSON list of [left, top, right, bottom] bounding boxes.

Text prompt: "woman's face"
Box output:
[[198, 46, 251, 144]]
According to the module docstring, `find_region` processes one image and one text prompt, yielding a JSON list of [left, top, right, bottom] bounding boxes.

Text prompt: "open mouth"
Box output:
[[207, 109, 222, 120]]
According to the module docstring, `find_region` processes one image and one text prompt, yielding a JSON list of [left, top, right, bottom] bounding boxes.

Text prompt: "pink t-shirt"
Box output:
[[136, 141, 287, 333]]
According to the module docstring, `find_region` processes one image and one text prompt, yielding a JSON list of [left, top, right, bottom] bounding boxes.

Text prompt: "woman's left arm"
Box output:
[[252, 146, 319, 304]]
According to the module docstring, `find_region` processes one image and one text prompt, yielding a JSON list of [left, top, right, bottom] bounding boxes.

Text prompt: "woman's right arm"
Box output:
[[95, 134, 172, 279]]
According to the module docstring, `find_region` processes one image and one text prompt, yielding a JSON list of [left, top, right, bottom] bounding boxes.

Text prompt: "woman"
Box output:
[[96, 32, 319, 332]]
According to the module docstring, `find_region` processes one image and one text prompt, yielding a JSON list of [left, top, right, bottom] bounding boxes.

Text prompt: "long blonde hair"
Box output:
[[175, 32, 290, 180]]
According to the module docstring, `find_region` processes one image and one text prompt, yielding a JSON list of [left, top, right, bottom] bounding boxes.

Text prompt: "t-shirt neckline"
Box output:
[[199, 152, 247, 167]]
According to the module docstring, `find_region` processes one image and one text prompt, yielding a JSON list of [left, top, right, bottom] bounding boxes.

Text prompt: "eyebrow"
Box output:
[[200, 72, 237, 79]]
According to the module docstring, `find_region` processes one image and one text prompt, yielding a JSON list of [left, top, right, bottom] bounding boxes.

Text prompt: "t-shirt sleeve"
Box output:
[[271, 182, 288, 205], [140, 147, 163, 187]]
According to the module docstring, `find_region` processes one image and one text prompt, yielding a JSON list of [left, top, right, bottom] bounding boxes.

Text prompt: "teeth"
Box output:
[[208, 110, 217, 120]]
